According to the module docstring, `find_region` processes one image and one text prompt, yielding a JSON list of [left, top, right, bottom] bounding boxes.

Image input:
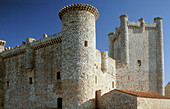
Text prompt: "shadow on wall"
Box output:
[[80, 98, 95, 109]]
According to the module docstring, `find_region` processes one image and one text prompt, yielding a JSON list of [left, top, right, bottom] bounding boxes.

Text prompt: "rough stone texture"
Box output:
[[0, 3, 167, 109], [99, 90, 137, 109], [99, 89, 170, 109], [1, 33, 62, 108], [137, 97, 170, 109], [0, 4, 116, 109], [109, 16, 164, 95], [165, 82, 170, 97]]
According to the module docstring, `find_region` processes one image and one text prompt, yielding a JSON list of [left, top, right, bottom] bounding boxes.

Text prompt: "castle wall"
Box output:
[[95, 50, 116, 95], [98, 90, 137, 109], [137, 97, 170, 109], [1, 33, 62, 108], [165, 82, 170, 97], [98, 89, 170, 109], [113, 35, 121, 60], [116, 27, 158, 92], [3, 53, 26, 108], [109, 17, 164, 94], [1, 31, 116, 109], [0, 56, 5, 109], [0, 4, 166, 108], [3, 43, 62, 109]]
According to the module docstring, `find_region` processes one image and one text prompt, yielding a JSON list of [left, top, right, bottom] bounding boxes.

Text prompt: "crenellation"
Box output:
[[109, 14, 164, 95], [43, 33, 47, 38], [0, 3, 167, 109], [59, 3, 99, 20], [26, 38, 36, 44], [127, 21, 157, 29]]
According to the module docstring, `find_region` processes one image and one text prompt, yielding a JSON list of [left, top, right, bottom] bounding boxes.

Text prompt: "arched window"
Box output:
[[57, 97, 62, 109], [57, 72, 61, 80], [29, 77, 33, 84]]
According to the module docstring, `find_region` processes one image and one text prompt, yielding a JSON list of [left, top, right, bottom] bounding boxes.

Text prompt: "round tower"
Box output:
[[59, 4, 99, 108], [0, 40, 6, 53]]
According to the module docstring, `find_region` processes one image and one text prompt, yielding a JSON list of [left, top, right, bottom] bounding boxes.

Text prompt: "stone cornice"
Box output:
[[59, 3, 99, 20], [32, 36, 62, 50]]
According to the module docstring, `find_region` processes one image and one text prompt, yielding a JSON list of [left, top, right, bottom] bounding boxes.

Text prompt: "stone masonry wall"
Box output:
[[4, 53, 26, 108], [116, 28, 157, 92], [137, 97, 170, 109], [0, 56, 5, 109], [3, 43, 62, 109], [165, 82, 170, 97], [99, 90, 137, 109], [109, 17, 164, 94]]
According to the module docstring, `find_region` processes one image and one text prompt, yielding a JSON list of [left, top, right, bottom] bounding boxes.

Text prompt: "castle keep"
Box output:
[[0, 4, 170, 109]]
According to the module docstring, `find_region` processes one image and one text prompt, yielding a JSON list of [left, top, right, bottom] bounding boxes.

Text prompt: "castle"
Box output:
[[0, 3, 170, 109]]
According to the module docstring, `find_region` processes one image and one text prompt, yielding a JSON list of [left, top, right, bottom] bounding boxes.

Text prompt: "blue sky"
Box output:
[[0, 0, 169, 86]]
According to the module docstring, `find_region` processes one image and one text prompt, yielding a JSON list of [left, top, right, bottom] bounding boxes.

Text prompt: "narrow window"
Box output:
[[112, 82, 114, 88], [7, 81, 9, 87], [128, 76, 130, 80], [84, 41, 88, 47], [95, 76, 97, 84], [137, 60, 141, 66], [57, 72, 61, 80], [29, 77, 33, 84], [57, 97, 62, 109]]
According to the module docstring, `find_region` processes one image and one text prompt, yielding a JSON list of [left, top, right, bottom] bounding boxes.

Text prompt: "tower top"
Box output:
[[59, 3, 99, 21], [0, 40, 6, 46], [154, 17, 163, 21]]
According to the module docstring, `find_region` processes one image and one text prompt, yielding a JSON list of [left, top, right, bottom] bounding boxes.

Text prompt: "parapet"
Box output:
[[1, 32, 62, 58], [59, 3, 99, 20]]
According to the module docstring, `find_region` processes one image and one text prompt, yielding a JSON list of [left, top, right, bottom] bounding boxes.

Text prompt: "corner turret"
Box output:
[[139, 18, 145, 32], [120, 14, 129, 64], [0, 40, 6, 53], [154, 17, 164, 95], [60, 3, 99, 108]]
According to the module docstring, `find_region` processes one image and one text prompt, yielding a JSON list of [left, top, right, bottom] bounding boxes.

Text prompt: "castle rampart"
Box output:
[[0, 3, 166, 109]]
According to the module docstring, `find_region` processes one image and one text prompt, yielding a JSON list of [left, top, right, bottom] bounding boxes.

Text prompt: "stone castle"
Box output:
[[0, 3, 170, 109]]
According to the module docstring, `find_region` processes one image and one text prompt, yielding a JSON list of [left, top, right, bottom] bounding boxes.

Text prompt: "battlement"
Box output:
[[59, 3, 99, 20], [1, 32, 62, 58], [108, 15, 163, 40]]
